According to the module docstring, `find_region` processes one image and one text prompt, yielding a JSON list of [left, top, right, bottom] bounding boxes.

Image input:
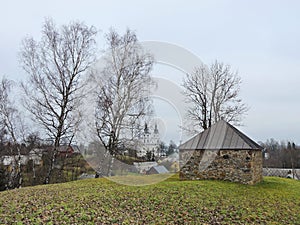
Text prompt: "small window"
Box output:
[[223, 154, 229, 159], [242, 168, 251, 173]]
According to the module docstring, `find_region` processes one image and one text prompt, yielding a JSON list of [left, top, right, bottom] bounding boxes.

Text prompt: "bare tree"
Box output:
[[183, 60, 248, 133], [0, 77, 24, 188], [93, 29, 154, 176], [19, 18, 97, 184]]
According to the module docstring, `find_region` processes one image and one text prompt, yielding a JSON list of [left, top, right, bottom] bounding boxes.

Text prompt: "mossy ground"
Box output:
[[0, 175, 299, 224]]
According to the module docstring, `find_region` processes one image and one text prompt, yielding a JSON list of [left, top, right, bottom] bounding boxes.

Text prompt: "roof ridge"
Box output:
[[179, 120, 262, 150], [225, 121, 262, 149]]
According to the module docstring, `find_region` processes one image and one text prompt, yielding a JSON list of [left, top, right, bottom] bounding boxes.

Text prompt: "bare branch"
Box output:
[[94, 28, 154, 164], [19, 18, 97, 184], [182, 60, 248, 133]]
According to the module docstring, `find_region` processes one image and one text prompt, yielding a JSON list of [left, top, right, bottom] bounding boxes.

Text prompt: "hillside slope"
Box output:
[[0, 175, 299, 224]]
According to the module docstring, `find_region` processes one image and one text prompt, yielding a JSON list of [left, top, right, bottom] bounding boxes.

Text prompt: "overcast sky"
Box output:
[[1, 0, 300, 144]]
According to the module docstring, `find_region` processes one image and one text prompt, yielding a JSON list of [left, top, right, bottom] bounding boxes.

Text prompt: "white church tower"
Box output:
[[137, 123, 160, 158]]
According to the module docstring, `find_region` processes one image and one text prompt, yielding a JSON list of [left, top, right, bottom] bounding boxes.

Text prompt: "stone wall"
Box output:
[[179, 149, 263, 185]]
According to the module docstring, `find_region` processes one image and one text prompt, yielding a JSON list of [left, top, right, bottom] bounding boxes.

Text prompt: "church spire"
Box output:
[[144, 123, 149, 134], [154, 123, 159, 134]]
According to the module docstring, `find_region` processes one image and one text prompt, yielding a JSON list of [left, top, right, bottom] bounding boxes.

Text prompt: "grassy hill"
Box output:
[[0, 175, 299, 224]]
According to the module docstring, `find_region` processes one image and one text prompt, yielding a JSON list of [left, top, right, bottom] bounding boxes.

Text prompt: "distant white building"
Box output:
[[133, 161, 158, 174], [28, 148, 45, 165], [1, 155, 29, 166], [137, 123, 160, 158]]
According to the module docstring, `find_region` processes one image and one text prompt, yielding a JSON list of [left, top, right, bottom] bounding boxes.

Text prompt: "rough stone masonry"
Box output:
[[180, 149, 263, 184], [179, 120, 263, 185]]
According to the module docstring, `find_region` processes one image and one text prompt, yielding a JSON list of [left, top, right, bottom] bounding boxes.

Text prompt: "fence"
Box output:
[[263, 168, 300, 180]]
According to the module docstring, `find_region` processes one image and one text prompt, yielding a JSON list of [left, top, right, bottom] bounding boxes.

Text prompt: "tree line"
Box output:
[[260, 139, 300, 169], [1, 18, 248, 188]]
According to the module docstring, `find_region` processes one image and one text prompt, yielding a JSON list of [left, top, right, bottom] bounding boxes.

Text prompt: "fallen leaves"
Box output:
[[0, 175, 299, 224]]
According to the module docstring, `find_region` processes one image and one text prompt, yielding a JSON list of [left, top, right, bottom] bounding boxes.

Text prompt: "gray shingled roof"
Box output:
[[152, 165, 169, 174], [179, 120, 262, 150]]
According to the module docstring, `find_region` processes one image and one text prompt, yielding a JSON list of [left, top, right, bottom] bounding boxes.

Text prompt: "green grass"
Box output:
[[0, 175, 299, 224]]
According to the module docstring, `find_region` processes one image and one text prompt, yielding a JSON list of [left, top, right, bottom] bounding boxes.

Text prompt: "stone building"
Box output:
[[179, 120, 263, 185]]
